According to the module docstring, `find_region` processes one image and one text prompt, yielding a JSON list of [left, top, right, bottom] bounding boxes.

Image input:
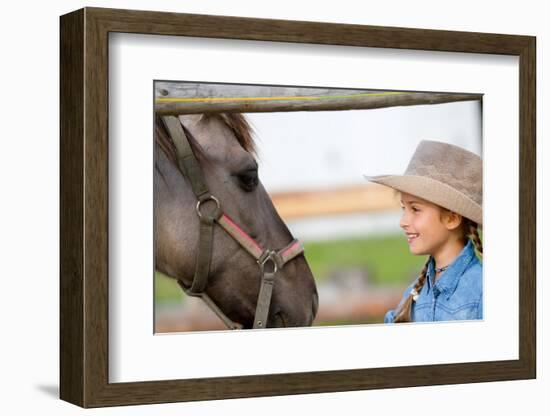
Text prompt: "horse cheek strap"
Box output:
[[189, 219, 214, 295]]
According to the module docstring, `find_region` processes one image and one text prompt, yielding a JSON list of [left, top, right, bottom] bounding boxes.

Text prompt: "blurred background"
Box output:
[[155, 87, 482, 333]]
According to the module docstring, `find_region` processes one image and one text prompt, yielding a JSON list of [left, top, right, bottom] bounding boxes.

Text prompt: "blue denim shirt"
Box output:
[[384, 239, 483, 323]]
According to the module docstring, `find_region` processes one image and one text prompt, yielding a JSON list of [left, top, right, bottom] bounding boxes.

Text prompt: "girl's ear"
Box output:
[[442, 210, 463, 231]]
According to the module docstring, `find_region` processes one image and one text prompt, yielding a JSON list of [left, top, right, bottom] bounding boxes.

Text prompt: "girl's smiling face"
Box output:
[[399, 192, 460, 257]]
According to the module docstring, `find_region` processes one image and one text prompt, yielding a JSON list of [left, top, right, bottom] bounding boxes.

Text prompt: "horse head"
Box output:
[[154, 113, 318, 329]]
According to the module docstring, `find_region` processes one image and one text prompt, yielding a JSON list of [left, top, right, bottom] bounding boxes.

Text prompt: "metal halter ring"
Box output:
[[258, 251, 278, 274], [196, 195, 221, 219]]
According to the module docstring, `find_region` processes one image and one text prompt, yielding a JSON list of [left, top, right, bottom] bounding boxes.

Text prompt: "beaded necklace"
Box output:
[[435, 264, 449, 273]]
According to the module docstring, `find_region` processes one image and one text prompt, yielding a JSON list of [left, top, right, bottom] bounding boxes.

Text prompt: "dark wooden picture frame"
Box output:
[[60, 7, 536, 408]]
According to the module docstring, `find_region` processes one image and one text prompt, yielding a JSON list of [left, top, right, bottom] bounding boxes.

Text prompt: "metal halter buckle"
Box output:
[[258, 250, 278, 275], [196, 195, 221, 219]]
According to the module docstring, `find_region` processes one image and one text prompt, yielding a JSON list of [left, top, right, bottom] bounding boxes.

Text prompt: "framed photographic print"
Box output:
[[60, 7, 536, 408]]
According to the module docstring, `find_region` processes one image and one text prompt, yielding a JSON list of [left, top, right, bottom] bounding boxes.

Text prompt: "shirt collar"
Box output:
[[426, 239, 476, 299]]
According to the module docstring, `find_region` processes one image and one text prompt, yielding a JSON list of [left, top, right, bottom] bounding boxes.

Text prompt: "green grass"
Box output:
[[154, 234, 426, 303], [303, 234, 425, 286], [155, 271, 183, 303]]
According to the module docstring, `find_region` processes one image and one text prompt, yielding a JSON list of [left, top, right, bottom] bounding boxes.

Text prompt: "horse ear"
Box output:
[[178, 114, 202, 129]]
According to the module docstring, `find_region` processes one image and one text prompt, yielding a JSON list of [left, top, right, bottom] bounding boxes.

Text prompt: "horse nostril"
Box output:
[[274, 311, 287, 328]]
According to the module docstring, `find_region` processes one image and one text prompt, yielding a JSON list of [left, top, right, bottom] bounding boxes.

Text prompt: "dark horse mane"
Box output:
[[154, 113, 257, 167]]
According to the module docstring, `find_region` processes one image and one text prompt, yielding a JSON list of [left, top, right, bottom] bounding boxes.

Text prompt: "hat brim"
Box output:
[[363, 174, 482, 225]]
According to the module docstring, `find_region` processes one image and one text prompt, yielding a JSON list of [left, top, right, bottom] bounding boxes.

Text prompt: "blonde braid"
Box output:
[[467, 221, 483, 258], [393, 257, 430, 323]]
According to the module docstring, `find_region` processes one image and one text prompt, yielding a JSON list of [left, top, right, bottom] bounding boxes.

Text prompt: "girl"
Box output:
[[363, 140, 483, 323]]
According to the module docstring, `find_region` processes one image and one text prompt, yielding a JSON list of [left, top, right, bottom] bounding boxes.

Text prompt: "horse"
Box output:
[[154, 112, 319, 329]]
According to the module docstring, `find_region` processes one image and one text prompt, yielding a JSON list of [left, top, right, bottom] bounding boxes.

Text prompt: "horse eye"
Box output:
[[237, 168, 258, 192]]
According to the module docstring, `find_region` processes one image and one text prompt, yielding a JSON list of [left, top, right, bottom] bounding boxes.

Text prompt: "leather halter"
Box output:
[[160, 115, 305, 330]]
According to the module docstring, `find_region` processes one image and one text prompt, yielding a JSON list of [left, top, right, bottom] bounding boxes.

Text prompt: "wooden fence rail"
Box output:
[[154, 82, 482, 114]]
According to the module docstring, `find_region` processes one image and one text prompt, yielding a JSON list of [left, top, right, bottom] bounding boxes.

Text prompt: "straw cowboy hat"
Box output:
[[364, 140, 482, 225]]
